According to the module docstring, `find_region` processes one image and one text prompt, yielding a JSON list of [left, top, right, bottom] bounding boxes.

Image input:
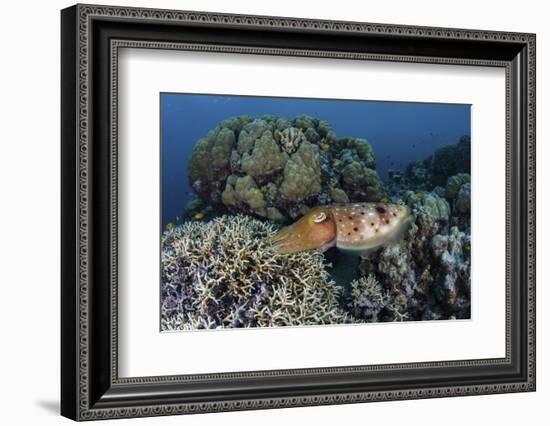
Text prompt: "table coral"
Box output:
[[161, 215, 350, 330]]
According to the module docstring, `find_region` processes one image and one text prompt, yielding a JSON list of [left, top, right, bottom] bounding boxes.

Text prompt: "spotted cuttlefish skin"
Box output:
[[271, 203, 412, 255]]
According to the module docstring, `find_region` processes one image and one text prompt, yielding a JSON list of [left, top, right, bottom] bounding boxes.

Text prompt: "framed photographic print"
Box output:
[[61, 3, 536, 421]]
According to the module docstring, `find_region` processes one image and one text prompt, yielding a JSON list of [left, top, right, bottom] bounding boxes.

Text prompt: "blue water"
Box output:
[[161, 93, 470, 227]]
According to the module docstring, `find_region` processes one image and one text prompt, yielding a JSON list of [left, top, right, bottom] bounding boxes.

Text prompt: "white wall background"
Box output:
[[0, 0, 546, 424]]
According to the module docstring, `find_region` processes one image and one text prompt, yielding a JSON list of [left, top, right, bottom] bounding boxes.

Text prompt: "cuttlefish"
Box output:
[[271, 203, 412, 255]]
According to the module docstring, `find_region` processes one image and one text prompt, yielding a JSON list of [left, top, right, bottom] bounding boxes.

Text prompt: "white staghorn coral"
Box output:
[[161, 215, 350, 330]]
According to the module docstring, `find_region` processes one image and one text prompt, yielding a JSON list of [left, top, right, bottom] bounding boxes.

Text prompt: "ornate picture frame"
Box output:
[[61, 3, 536, 421]]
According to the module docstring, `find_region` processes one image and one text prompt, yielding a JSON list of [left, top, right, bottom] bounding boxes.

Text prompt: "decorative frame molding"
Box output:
[[61, 3, 536, 421]]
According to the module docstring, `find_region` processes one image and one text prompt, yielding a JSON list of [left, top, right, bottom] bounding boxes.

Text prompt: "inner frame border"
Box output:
[[110, 41, 510, 384]]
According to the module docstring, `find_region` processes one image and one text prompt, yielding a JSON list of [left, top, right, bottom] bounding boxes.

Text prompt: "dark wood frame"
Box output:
[[61, 3, 536, 421]]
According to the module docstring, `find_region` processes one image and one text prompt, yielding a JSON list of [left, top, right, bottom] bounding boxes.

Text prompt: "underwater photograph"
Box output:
[[160, 93, 471, 331]]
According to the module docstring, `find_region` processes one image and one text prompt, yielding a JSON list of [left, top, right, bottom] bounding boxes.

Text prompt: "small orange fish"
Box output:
[[271, 203, 411, 255]]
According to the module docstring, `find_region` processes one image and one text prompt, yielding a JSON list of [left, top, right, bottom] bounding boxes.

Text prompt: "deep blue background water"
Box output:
[[161, 93, 470, 227]]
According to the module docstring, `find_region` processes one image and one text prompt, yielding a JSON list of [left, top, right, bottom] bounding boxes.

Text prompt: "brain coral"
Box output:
[[161, 215, 350, 330], [187, 114, 383, 222]]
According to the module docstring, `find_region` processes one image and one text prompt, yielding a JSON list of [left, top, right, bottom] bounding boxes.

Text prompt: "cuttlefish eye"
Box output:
[[313, 212, 327, 223]]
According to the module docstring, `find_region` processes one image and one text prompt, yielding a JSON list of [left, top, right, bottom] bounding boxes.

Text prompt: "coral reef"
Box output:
[[161, 215, 350, 330], [351, 135, 472, 322], [358, 187, 471, 320], [187, 115, 383, 222], [403, 135, 471, 189], [174, 116, 472, 326]]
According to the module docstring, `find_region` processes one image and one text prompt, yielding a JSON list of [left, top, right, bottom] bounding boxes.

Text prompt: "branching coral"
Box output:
[[348, 274, 408, 322], [161, 215, 350, 330]]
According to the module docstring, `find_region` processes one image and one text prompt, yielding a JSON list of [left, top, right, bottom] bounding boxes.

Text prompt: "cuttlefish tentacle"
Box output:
[[270, 207, 337, 254], [271, 203, 412, 255]]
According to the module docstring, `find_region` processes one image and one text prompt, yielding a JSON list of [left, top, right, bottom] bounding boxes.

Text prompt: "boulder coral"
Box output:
[[161, 215, 350, 330], [279, 142, 321, 202], [187, 114, 383, 222], [221, 175, 267, 216], [240, 130, 288, 177], [445, 173, 471, 215]]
